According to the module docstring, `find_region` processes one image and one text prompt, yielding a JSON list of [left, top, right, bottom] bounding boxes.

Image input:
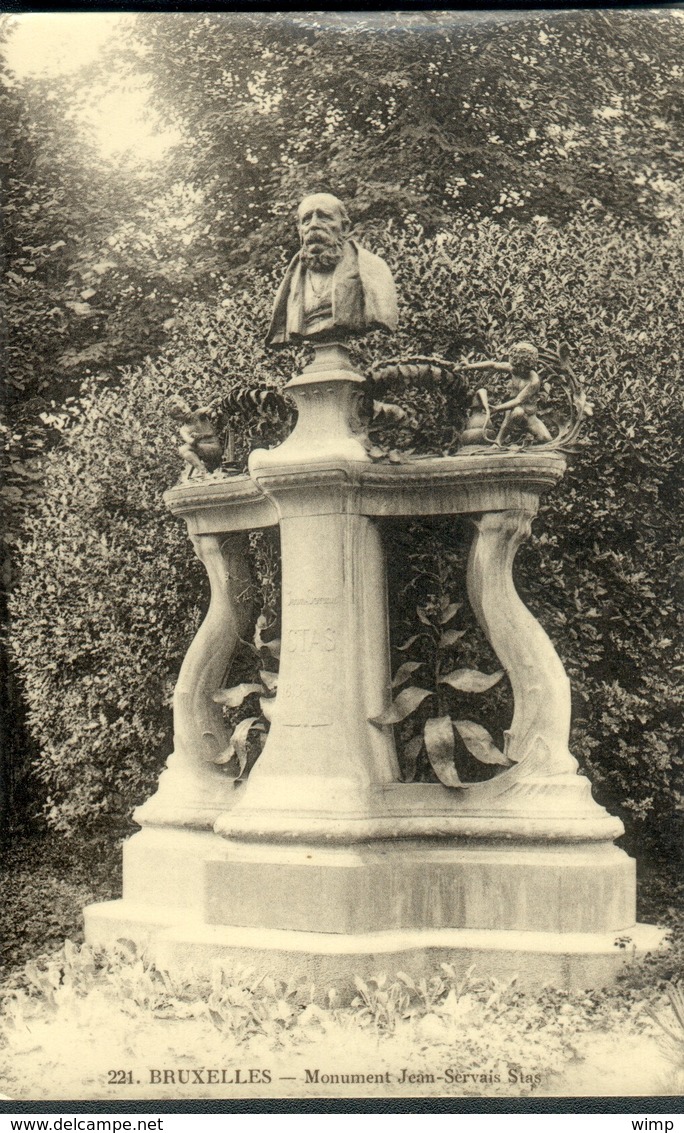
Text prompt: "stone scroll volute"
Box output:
[[467, 508, 579, 780], [134, 531, 253, 829]]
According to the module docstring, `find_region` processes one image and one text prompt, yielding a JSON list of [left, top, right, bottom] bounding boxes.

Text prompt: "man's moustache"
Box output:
[[303, 229, 336, 244]]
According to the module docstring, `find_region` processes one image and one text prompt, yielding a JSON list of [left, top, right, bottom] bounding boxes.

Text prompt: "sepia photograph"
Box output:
[[0, 7, 682, 1109]]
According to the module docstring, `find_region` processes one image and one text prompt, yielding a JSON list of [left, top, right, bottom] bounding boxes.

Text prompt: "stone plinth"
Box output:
[[203, 839, 635, 935], [84, 349, 660, 992]]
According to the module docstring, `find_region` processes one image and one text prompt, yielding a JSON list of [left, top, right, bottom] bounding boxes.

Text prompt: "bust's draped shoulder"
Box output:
[[354, 243, 398, 333]]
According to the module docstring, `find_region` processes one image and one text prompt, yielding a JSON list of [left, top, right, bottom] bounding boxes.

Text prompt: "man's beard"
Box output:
[[300, 227, 345, 272]]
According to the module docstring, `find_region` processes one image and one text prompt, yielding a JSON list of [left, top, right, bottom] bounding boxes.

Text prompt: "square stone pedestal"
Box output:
[[84, 825, 664, 995]]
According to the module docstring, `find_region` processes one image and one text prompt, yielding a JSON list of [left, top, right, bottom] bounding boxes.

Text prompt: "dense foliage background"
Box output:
[[3, 11, 683, 880]]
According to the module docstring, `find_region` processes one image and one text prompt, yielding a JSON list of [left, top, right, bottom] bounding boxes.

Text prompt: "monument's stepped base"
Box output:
[[84, 903, 664, 996], [84, 826, 665, 993]]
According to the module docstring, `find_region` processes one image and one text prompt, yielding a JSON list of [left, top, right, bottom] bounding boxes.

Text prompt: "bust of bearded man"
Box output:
[[266, 193, 398, 346]]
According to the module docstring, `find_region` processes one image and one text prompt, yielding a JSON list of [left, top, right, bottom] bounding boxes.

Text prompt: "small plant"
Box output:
[[350, 974, 411, 1033], [396, 970, 448, 1015], [646, 982, 684, 1066], [206, 967, 309, 1041]]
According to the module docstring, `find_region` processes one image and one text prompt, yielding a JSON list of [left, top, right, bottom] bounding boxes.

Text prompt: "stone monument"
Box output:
[[84, 195, 661, 991]]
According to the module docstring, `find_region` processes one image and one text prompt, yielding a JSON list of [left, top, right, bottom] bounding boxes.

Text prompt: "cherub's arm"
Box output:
[[179, 424, 198, 445], [461, 360, 512, 373], [490, 372, 540, 412]]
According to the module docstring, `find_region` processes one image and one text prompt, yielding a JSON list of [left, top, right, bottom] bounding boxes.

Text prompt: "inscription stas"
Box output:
[[285, 627, 337, 653]]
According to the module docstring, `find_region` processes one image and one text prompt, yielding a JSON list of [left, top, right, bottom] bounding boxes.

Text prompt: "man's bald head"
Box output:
[[298, 193, 350, 272], [298, 193, 350, 230]]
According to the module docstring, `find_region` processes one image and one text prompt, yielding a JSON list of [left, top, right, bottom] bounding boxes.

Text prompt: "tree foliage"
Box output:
[[1, 18, 198, 586], [0, 17, 196, 825], [127, 9, 684, 281], [6, 281, 294, 831]]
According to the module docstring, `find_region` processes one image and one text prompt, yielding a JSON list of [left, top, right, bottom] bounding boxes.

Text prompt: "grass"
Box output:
[[1, 940, 683, 1101]]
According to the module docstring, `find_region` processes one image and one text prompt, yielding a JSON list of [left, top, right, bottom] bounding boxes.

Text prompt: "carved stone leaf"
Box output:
[[423, 715, 466, 788], [212, 724, 243, 772], [253, 614, 269, 650], [401, 734, 423, 782], [259, 670, 278, 692], [416, 606, 433, 626], [439, 628, 466, 649], [260, 696, 275, 723], [397, 634, 422, 651], [213, 683, 262, 708], [502, 729, 521, 763], [212, 747, 239, 770], [222, 716, 260, 777], [439, 601, 461, 625], [439, 668, 504, 693], [391, 660, 423, 688], [454, 719, 512, 766], [369, 687, 433, 726], [254, 616, 280, 657]]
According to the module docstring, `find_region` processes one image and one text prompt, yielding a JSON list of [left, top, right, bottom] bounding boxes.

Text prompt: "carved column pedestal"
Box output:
[[84, 358, 662, 992], [216, 498, 398, 835]]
